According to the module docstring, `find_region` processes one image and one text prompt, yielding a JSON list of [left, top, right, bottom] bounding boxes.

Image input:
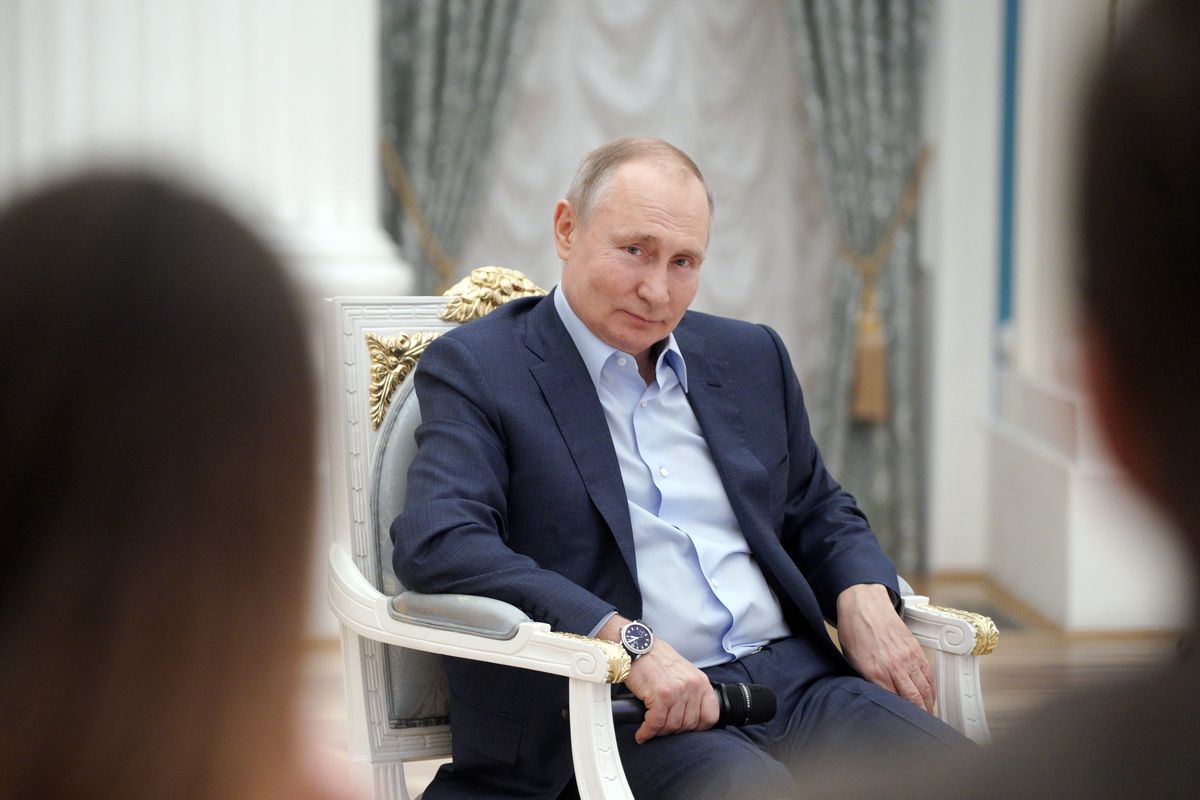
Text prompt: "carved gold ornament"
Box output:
[[923, 604, 999, 656], [364, 267, 546, 429], [548, 632, 632, 684], [365, 331, 439, 429], [441, 266, 546, 324]]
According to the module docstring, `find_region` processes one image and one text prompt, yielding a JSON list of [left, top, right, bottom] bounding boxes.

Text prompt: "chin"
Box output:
[[617, 333, 659, 352]]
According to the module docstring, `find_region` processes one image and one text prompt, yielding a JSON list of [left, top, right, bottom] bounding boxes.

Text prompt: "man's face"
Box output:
[[554, 159, 709, 367]]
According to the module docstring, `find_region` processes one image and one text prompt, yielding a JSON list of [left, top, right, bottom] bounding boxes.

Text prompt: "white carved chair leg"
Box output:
[[338, 625, 411, 800], [568, 679, 634, 800], [934, 650, 991, 745]]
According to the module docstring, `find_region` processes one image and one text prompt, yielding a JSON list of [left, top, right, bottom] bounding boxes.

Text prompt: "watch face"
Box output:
[[622, 622, 653, 654]]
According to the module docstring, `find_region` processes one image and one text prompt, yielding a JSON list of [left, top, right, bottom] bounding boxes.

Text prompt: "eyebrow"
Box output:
[[616, 232, 705, 262]]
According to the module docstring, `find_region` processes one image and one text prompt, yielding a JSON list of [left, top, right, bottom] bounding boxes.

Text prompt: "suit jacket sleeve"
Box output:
[[391, 333, 617, 635], [762, 324, 900, 622]]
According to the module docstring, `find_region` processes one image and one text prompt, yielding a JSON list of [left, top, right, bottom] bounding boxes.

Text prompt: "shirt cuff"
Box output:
[[587, 610, 618, 639]]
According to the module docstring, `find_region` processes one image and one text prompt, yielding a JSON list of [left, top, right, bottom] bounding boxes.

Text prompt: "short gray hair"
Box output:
[[564, 137, 715, 224]]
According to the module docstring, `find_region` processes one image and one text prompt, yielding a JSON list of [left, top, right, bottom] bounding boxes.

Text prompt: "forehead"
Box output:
[[593, 160, 710, 241]]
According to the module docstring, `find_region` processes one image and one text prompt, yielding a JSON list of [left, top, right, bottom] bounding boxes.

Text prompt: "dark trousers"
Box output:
[[613, 636, 970, 800]]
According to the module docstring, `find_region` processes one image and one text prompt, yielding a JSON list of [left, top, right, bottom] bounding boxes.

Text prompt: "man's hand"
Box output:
[[598, 616, 720, 743], [835, 583, 935, 712]]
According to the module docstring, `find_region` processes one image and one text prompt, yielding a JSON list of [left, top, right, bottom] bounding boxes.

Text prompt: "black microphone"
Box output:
[[608, 682, 777, 727]]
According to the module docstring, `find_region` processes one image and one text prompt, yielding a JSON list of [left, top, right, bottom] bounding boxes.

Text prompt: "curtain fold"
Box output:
[[380, 0, 535, 292], [784, 0, 931, 573]]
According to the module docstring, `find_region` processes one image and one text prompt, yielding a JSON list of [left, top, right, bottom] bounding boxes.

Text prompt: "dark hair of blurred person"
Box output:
[[0, 173, 322, 799], [1079, 0, 1200, 545]]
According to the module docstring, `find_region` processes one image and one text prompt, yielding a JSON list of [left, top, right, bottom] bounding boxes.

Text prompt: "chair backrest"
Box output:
[[371, 376, 449, 726], [324, 296, 460, 740], [324, 268, 547, 739]]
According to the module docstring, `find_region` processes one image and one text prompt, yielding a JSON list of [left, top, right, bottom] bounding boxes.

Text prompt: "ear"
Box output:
[[1082, 319, 1167, 505], [553, 199, 576, 261]]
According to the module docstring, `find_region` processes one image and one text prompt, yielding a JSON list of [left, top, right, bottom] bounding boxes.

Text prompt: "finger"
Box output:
[[661, 696, 687, 735], [636, 704, 667, 744], [867, 662, 899, 695], [677, 690, 700, 732], [913, 664, 935, 711], [698, 686, 721, 729], [899, 646, 935, 710], [920, 659, 937, 705], [894, 670, 929, 712]]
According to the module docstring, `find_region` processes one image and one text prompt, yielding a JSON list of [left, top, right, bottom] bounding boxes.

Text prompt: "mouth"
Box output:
[[621, 309, 659, 325]]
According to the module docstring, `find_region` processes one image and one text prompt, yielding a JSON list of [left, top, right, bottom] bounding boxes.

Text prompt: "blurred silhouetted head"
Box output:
[[0, 173, 316, 799], [1080, 0, 1200, 542]]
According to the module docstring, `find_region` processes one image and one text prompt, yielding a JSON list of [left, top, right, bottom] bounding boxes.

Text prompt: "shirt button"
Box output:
[[617, 357, 627, 367], [710, 580, 720, 590], [659, 466, 669, 477], [640, 400, 648, 408]]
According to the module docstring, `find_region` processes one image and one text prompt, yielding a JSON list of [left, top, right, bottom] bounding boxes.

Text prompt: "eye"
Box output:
[[624, 245, 643, 256], [672, 257, 693, 268]]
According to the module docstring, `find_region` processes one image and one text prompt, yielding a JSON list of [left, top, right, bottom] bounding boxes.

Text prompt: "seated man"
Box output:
[[394, 137, 966, 800]]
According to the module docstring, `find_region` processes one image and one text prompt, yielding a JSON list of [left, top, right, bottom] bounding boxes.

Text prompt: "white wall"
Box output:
[[921, 0, 1192, 630], [983, 0, 1192, 630]]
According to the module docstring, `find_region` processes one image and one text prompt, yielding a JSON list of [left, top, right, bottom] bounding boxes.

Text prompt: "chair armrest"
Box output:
[[902, 598, 999, 657], [330, 543, 636, 798], [327, 543, 631, 684], [390, 590, 531, 640], [898, 585, 997, 744]]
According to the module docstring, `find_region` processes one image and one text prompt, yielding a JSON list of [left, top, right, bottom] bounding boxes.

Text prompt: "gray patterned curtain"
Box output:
[[380, 0, 535, 293], [783, 0, 932, 573]]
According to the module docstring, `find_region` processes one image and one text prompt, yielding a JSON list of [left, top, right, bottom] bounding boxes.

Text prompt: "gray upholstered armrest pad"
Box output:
[[389, 591, 532, 640]]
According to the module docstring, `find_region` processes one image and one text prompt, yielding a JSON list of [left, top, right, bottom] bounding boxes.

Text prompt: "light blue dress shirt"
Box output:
[[554, 287, 790, 668]]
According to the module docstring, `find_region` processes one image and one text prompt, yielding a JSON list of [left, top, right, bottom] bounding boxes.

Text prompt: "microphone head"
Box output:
[[723, 682, 777, 726]]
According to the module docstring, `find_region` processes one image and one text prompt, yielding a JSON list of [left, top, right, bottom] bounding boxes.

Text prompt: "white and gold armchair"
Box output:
[[324, 269, 997, 800]]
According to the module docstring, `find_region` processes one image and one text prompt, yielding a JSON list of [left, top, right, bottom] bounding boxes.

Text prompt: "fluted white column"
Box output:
[[1, 0, 413, 637], [0, 0, 412, 297]]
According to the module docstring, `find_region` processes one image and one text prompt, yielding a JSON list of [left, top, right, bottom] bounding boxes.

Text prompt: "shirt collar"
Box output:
[[553, 285, 689, 392]]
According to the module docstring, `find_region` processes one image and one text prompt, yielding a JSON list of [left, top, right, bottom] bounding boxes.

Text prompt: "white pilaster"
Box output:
[[922, 0, 1001, 573], [0, 0, 414, 637], [987, 0, 1191, 630]]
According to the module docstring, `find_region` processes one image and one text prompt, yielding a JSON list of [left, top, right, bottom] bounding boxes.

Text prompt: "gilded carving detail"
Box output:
[[441, 266, 547, 324], [363, 268, 544, 428], [921, 604, 1000, 656], [365, 331, 440, 430], [548, 632, 632, 684]]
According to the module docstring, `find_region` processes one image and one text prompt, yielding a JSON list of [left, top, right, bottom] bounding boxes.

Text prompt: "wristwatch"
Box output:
[[619, 620, 654, 660]]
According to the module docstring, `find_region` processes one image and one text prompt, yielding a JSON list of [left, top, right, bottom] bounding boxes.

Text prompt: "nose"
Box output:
[[637, 266, 670, 307]]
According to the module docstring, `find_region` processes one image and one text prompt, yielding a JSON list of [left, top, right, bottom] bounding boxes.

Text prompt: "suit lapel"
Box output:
[[677, 337, 772, 553], [676, 318, 831, 636], [525, 294, 639, 583]]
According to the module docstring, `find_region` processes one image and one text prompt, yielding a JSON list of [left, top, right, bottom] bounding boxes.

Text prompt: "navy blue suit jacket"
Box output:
[[393, 291, 899, 798]]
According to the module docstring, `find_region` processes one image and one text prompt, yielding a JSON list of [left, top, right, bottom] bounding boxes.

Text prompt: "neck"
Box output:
[[636, 339, 667, 385]]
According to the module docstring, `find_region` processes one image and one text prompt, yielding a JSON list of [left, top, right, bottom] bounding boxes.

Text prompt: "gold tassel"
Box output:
[[851, 285, 889, 423], [839, 145, 930, 426]]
